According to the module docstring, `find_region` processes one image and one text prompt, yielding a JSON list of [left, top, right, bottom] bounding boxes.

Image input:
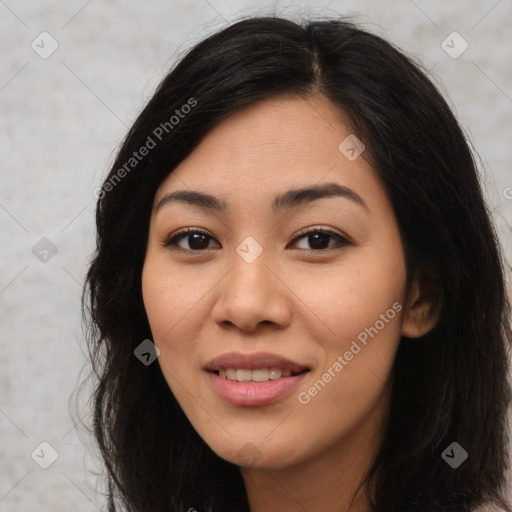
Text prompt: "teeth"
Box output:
[[217, 368, 297, 382], [236, 369, 252, 382], [269, 368, 281, 379]]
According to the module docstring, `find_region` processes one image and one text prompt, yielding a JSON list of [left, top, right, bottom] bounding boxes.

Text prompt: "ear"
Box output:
[[401, 274, 442, 339]]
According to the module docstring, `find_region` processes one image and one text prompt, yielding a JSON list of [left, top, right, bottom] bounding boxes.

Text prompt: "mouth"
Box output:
[[210, 367, 308, 382], [204, 351, 311, 406], [204, 351, 310, 380]]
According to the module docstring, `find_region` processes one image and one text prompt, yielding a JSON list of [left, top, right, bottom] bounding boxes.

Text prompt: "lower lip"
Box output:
[[207, 371, 308, 407]]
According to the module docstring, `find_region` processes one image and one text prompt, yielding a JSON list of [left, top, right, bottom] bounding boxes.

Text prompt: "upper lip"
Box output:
[[204, 352, 310, 373]]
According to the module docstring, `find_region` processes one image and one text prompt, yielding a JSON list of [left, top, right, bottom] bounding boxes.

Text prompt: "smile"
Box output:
[[216, 367, 305, 382], [203, 351, 310, 406]]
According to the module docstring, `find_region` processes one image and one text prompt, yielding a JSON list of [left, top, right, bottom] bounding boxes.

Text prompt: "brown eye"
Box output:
[[164, 228, 219, 251], [290, 228, 351, 252], [163, 226, 351, 253]]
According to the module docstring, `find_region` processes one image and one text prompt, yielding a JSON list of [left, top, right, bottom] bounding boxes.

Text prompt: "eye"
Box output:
[[163, 227, 219, 251], [162, 226, 351, 252], [289, 226, 351, 252]]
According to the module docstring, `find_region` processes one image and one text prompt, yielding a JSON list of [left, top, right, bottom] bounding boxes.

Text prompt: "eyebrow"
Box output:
[[154, 182, 369, 214]]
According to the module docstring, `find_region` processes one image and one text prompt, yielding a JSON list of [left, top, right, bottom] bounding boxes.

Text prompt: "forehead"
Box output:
[[153, 95, 382, 213], [194, 94, 353, 163]]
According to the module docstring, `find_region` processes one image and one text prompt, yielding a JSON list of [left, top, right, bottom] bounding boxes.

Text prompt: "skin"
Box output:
[[141, 94, 436, 511]]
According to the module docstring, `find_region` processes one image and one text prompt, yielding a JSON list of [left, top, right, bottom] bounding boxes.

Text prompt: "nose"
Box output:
[[211, 251, 292, 334]]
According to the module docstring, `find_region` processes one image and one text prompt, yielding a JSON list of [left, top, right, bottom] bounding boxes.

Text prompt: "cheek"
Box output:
[[141, 261, 190, 364], [141, 256, 206, 339], [290, 237, 406, 406], [290, 237, 406, 345], [141, 256, 213, 388]]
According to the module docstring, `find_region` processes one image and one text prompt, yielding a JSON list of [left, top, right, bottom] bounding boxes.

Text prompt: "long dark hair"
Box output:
[[79, 14, 512, 512]]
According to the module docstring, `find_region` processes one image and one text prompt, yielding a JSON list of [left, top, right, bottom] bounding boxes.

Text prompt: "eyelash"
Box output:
[[162, 226, 352, 253]]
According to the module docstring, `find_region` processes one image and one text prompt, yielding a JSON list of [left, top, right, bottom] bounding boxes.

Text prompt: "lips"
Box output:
[[204, 352, 310, 406], [204, 351, 310, 374]]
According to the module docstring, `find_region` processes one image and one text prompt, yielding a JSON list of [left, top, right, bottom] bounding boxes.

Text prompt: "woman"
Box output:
[[81, 15, 512, 512]]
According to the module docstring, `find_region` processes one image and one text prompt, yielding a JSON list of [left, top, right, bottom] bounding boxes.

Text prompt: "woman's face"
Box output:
[[142, 94, 415, 471]]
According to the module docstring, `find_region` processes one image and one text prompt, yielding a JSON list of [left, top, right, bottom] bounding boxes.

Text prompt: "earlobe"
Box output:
[[401, 278, 441, 339]]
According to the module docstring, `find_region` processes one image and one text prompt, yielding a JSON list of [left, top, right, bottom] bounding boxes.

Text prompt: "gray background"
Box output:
[[1, 0, 511, 510]]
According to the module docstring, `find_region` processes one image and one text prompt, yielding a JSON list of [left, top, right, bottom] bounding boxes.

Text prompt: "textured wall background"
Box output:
[[1, 0, 511, 510]]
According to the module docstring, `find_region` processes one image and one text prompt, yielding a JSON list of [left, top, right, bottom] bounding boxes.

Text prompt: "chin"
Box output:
[[207, 436, 307, 470]]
